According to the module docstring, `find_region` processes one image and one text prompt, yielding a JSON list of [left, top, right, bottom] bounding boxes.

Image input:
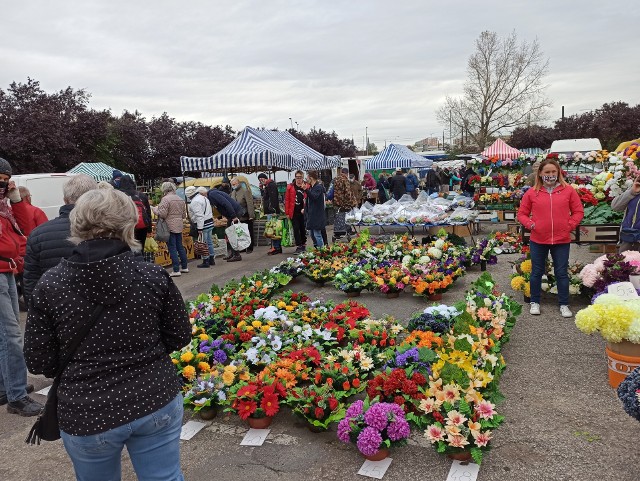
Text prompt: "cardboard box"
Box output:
[[502, 211, 517, 221], [577, 225, 620, 243]]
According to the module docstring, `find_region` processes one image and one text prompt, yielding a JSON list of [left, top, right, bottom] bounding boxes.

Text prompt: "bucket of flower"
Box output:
[[510, 255, 532, 302], [337, 397, 411, 461], [227, 376, 287, 429], [287, 383, 346, 433]]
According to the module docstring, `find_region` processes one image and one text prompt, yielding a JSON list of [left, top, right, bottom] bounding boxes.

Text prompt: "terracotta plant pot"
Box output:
[[363, 447, 390, 461], [198, 407, 217, 421], [386, 292, 400, 299], [605, 342, 640, 388], [447, 450, 472, 462], [247, 415, 273, 429], [428, 293, 443, 301], [345, 290, 361, 298]]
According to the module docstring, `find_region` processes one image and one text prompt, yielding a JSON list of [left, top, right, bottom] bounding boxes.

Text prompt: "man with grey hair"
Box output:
[[17, 186, 48, 235], [22, 174, 98, 303]]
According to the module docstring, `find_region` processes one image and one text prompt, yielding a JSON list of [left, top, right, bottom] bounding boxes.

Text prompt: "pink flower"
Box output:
[[475, 400, 496, 420], [446, 434, 470, 448], [419, 398, 436, 414], [593, 255, 608, 271], [446, 410, 467, 426], [623, 251, 640, 264], [425, 425, 445, 443], [474, 430, 492, 447], [476, 307, 493, 321], [579, 264, 600, 288]]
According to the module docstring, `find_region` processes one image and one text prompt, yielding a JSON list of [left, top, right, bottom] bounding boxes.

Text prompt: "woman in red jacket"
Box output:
[[517, 158, 584, 318], [285, 171, 308, 253]]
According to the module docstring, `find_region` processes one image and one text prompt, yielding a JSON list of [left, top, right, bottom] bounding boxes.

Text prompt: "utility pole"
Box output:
[[449, 111, 452, 149], [365, 127, 368, 155]]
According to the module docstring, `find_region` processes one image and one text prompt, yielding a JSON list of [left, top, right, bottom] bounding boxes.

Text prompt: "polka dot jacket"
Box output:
[[24, 238, 192, 436]]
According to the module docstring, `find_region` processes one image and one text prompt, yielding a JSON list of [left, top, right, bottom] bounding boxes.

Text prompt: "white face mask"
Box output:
[[542, 175, 557, 184]]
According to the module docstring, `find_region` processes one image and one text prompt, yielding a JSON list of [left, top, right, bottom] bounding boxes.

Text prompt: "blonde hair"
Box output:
[[533, 158, 567, 191], [69, 189, 140, 250], [161, 182, 177, 194]]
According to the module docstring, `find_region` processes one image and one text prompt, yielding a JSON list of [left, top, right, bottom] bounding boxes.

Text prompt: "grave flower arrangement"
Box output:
[[510, 256, 532, 298], [227, 376, 288, 420], [575, 293, 640, 344], [333, 263, 373, 293], [183, 371, 230, 413], [579, 252, 640, 296], [617, 367, 640, 422], [471, 238, 498, 265], [366, 367, 429, 414], [337, 399, 411, 458], [287, 383, 346, 431], [368, 260, 411, 294]]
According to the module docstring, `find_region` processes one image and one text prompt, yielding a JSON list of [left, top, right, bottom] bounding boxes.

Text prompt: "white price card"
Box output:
[[607, 282, 639, 301], [240, 428, 270, 446], [35, 385, 51, 396], [357, 458, 392, 479], [446, 459, 480, 481], [180, 421, 206, 440]]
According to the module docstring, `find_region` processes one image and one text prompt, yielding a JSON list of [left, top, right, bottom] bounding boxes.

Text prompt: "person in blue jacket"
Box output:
[[207, 188, 244, 262], [405, 169, 419, 199]]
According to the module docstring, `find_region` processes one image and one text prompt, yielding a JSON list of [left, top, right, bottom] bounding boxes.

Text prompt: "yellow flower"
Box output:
[[291, 301, 298, 307], [285, 306, 294, 312], [198, 362, 211, 372], [196, 353, 207, 360], [237, 320, 247, 328], [523, 282, 531, 297], [171, 358, 179, 364], [261, 325, 271, 333], [277, 301, 286, 309], [510, 276, 525, 291], [252, 320, 262, 328], [199, 333, 209, 341], [520, 259, 532, 274], [180, 352, 194, 363], [222, 370, 235, 385], [182, 365, 196, 380], [246, 325, 254, 331]]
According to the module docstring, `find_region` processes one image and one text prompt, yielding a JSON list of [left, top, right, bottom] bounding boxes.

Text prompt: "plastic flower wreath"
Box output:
[[617, 366, 640, 422], [286, 383, 346, 431], [337, 398, 411, 457]]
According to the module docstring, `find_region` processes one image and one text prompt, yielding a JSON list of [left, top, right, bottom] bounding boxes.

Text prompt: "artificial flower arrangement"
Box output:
[[314, 360, 365, 399], [287, 383, 346, 431], [183, 371, 230, 414], [541, 260, 584, 296], [337, 398, 411, 459], [401, 331, 444, 350], [271, 256, 306, 278], [304, 258, 346, 284], [471, 238, 498, 266], [579, 252, 640, 298], [227, 376, 288, 421], [368, 260, 411, 294], [617, 367, 640, 422], [366, 367, 429, 414], [333, 263, 374, 293], [510, 255, 532, 299], [489, 231, 526, 255], [407, 305, 462, 334], [171, 342, 213, 382], [198, 336, 236, 366], [347, 317, 404, 351], [575, 293, 640, 344]]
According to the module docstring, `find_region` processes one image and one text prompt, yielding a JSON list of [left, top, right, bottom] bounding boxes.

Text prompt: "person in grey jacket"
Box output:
[[155, 182, 188, 277], [611, 177, 640, 253]]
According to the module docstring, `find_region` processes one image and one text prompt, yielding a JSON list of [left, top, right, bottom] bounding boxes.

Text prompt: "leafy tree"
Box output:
[[109, 110, 150, 177], [509, 124, 556, 149], [437, 31, 551, 149]]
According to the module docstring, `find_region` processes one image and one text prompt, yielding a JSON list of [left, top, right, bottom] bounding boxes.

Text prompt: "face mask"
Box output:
[[542, 175, 557, 184], [0, 181, 7, 196], [113, 179, 121, 188], [232, 184, 239, 190]]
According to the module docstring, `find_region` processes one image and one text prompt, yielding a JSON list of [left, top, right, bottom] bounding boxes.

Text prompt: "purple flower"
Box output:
[[356, 427, 383, 456], [213, 350, 227, 364], [337, 418, 352, 443], [364, 403, 390, 431], [199, 341, 212, 353], [224, 343, 235, 352], [211, 338, 223, 349], [387, 419, 410, 441], [345, 400, 364, 418]]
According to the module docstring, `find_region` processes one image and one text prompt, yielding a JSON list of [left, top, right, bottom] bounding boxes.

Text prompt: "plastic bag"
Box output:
[[144, 237, 159, 253], [226, 221, 252, 251], [281, 218, 295, 247], [154, 218, 170, 242]]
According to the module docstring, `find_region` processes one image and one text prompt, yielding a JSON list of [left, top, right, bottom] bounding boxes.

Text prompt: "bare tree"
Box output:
[[437, 31, 551, 149]]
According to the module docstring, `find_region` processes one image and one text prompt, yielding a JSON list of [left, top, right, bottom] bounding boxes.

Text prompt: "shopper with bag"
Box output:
[[333, 168, 357, 240], [258, 173, 282, 255], [305, 171, 327, 248], [230, 178, 256, 253], [207, 188, 244, 262], [186, 186, 215, 268], [285, 170, 308, 253], [155, 182, 189, 277], [24, 188, 191, 480]]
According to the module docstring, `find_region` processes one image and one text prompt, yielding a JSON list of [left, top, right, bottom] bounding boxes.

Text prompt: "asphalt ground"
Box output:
[[1, 225, 638, 481]]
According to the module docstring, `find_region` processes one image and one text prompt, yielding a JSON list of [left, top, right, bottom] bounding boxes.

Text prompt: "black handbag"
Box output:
[[25, 303, 105, 445]]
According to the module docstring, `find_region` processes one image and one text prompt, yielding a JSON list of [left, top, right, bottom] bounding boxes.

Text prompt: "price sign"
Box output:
[[357, 458, 392, 479], [35, 385, 51, 396], [607, 282, 639, 301], [240, 428, 270, 446], [180, 420, 206, 440], [446, 460, 480, 481]]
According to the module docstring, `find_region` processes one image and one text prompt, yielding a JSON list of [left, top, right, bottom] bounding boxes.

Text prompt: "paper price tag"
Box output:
[[357, 458, 392, 479], [35, 385, 51, 396], [240, 428, 270, 446], [180, 420, 206, 440], [446, 460, 480, 481], [607, 282, 639, 301]]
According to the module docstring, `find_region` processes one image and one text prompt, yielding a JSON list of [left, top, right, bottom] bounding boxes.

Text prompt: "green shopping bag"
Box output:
[[281, 218, 295, 247]]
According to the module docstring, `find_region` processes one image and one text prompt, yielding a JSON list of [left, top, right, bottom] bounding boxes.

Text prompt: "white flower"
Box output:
[[569, 284, 581, 295], [271, 337, 282, 351], [193, 398, 207, 405], [418, 255, 431, 264], [434, 239, 445, 249], [293, 325, 302, 333], [483, 298, 492, 307], [427, 247, 443, 259], [402, 255, 413, 266], [245, 348, 259, 363]]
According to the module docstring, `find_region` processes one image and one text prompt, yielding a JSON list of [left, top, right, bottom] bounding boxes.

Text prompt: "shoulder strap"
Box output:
[[53, 303, 105, 379]]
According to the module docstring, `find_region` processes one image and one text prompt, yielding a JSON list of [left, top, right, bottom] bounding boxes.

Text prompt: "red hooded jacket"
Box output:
[[517, 184, 584, 245], [0, 200, 29, 273], [285, 182, 307, 219]]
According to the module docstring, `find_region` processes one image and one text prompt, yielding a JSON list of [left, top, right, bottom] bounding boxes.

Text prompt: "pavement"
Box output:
[[1, 225, 639, 481]]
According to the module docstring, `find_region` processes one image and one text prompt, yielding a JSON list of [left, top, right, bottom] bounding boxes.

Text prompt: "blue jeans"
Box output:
[[530, 241, 570, 306], [310, 230, 324, 247], [61, 394, 184, 481], [201, 227, 214, 259], [167, 232, 188, 272], [0, 273, 28, 403]]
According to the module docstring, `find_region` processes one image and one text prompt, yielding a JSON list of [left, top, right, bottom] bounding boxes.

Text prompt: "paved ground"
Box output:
[[1, 225, 638, 481]]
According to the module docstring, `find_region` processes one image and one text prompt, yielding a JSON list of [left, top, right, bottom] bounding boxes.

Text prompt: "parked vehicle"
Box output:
[[10, 173, 76, 219]]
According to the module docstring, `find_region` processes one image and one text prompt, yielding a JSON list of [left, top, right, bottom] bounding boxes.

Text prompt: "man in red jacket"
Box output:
[[285, 170, 308, 253], [0, 157, 43, 416], [18, 186, 48, 236]]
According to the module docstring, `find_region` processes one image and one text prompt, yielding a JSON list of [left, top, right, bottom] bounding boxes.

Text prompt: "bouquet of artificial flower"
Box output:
[[368, 260, 411, 294], [510, 255, 532, 298], [228, 377, 287, 420], [198, 336, 236, 366], [333, 263, 373, 293], [617, 366, 640, 422], [287, 383, 346, 430], [471, 238, 498, 265], [366, 368, 429, 414], [337, 399, 411, 457], [579, 253, 640, 296], [407, 305, 461, 333], [575, 293, 640, 344], [183, 371, 230, 413]]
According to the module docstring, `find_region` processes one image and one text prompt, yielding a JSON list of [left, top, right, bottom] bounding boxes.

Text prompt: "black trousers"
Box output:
[[291, 213, 306, 246]]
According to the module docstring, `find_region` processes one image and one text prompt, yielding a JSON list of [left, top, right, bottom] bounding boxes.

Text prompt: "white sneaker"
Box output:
[[169, 271, 181, 277], [560, 305, 573, 318], [529, 302, 541, 315], [180, 268, 189, 273]]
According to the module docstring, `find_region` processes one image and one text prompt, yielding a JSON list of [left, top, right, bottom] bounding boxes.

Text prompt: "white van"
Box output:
[[10, 173, 76, 219], [547, 138, 602, 155]]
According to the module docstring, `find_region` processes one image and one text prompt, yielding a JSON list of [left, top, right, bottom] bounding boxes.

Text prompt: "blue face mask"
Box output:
[[113, 179, 121, 188], [542, 175, 557, 184]]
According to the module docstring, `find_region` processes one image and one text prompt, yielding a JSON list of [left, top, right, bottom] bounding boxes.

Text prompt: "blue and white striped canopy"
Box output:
[[365, 144, 433, 170], [67, 162, 135, 182], [180, 126, 341, 173], [520, 147, 543, 156]]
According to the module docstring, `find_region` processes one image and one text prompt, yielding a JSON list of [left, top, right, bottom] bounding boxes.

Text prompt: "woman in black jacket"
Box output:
[[305, 171, 327, 248], [24, 188, 191, 481], [116, 175, 152, 248]]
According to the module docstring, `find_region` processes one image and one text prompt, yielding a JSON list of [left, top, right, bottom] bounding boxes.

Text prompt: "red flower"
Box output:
[[261, 393, 280, 417], [411, 372, 427, 385], [314, 372, 322, 384], [237, 385, 258, 398], [314, 407, 325, 419], [394, 395, 405, 406], [352, 378, 361, 388], [342, 381, 351, 391], [238, 400, 257, 420], [328, 397, 338, 411]]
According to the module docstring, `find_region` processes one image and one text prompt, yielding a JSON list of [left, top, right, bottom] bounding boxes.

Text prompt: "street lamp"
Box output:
[[365, 127, 368, 155], [289, 118, 293, 130], [295, 122, 299, 131]]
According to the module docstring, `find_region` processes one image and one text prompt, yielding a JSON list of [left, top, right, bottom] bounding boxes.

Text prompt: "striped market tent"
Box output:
[[520, 147, 543, 156], [480, 138, 523, 160], [67, 162, 135, 182], [365, 144, 433, 170], [180, 126, 341, 173]]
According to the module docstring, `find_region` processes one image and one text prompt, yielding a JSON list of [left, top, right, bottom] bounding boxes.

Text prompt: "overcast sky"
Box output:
[[2, 0, 638, 151]]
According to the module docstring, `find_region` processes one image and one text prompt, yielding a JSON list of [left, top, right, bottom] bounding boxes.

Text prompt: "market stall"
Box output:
[[365, 143, 433, 170], [67, 162, 135, 182]]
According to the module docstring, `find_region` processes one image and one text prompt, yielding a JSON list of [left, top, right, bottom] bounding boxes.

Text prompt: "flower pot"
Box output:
[[198, 407, 218, 420], [524, 295, 531, 303], [480, 260, 487, 271], [247, 415, 273, 429], [447, 450, 472, 462], [345, 290, 361, 298], [386, 292, 400, 299], [363, 447, 390, 461], [428, 293, 443, 301], [605, 341, 640, 388]]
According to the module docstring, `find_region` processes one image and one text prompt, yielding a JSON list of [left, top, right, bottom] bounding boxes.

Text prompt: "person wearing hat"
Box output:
[[112, 169, 123, 188], [258, 173, 282, 255], [186, 186, 215, 268], [0, 157, 44, 416], [388, 168, 407, 200]]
